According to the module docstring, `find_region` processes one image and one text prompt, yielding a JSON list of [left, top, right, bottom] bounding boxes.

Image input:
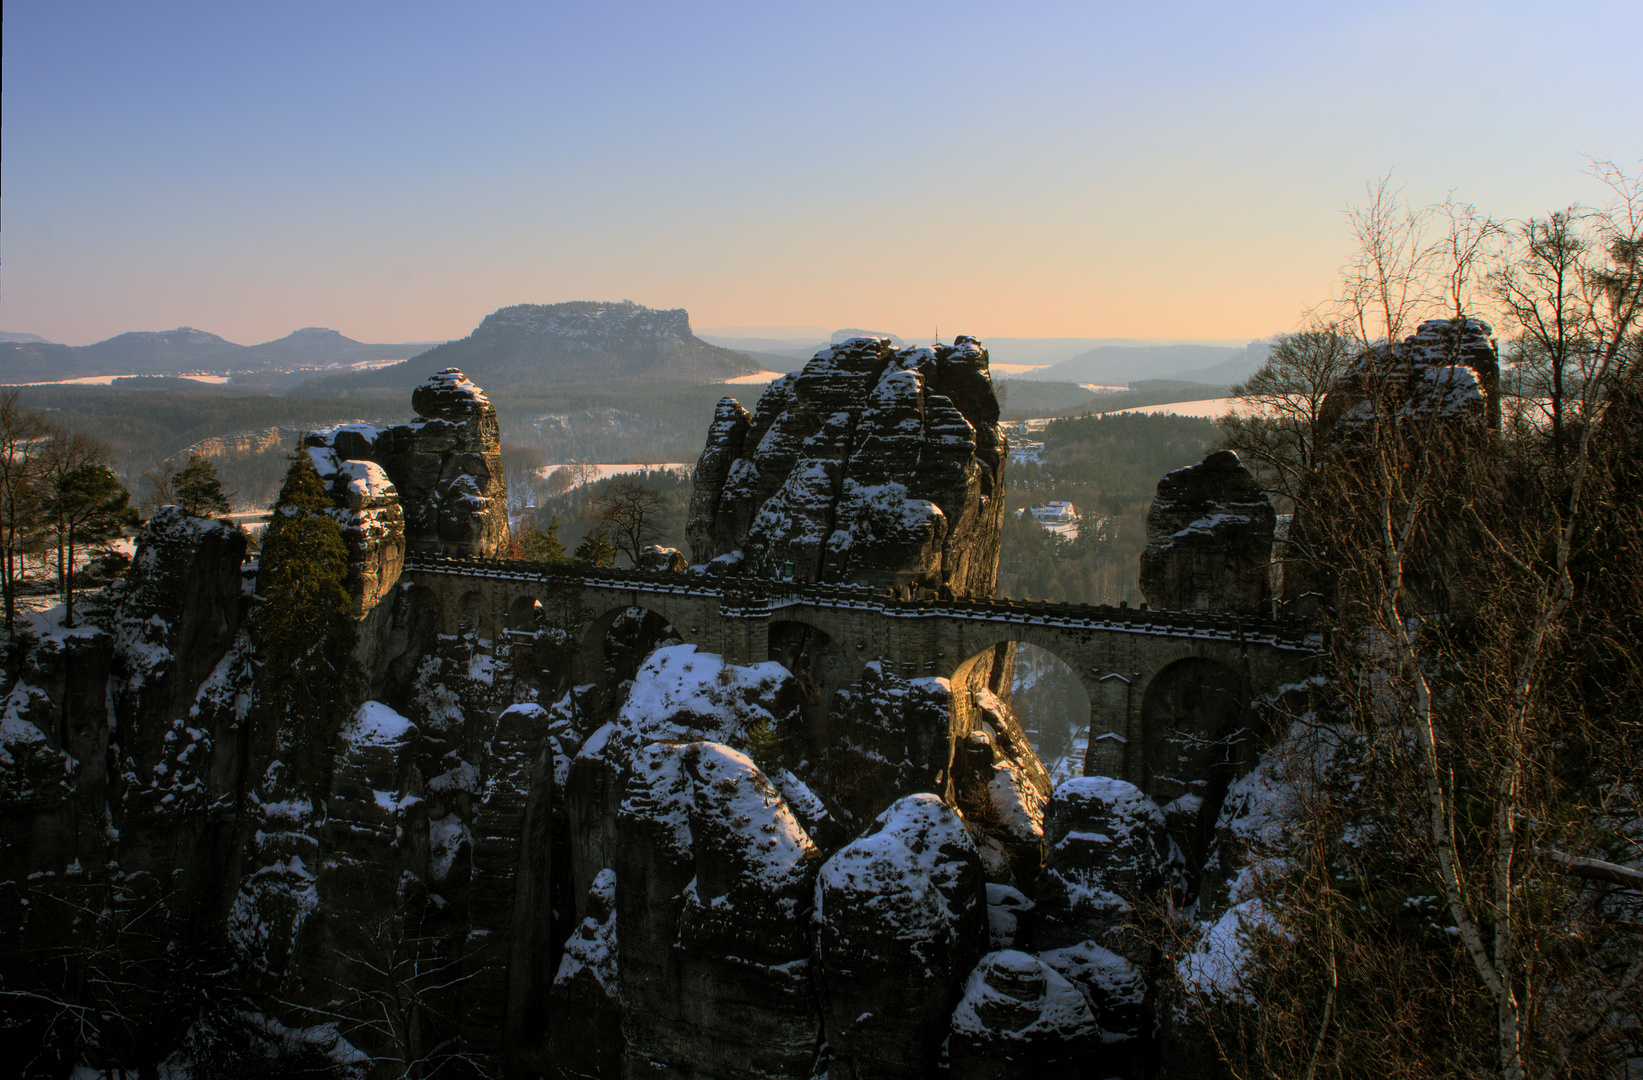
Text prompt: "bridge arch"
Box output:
[[459, 589, 490, 638], [508, 594, 544, 632], [577, 603, 684, 688], [1138, 655, 1258, 874]]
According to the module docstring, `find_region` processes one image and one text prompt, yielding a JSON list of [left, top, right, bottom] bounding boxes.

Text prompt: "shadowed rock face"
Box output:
[[1318, 317, 1498, 442], [687, 336, 1007, 597], [1036, 777, 1176, 959], [1139, 449, 1276, 614], [616, 741, 820, 1078], [947, 949, 1103, 1080]]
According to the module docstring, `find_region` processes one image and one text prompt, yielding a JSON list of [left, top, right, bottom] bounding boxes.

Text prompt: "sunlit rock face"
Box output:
[[302, 368, 506, 624], [687, 336, 1007, 596], [304, 368, 508, 620], [1138, 449, 1276, 614]]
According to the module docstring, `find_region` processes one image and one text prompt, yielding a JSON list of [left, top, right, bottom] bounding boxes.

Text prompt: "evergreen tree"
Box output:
[[572, 527, 616, 568], [519, 516, 568, 562], [255, 453, 358, 799], [171, 454, 233, 518], [42, 462, 135, 626]]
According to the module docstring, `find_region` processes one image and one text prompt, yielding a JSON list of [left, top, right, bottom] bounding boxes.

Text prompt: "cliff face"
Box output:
[[687, 335, 1008, 597], [307, 368, 508, 571]]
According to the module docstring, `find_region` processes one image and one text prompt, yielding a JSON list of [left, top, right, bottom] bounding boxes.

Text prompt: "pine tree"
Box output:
[[255, 453, 358, 798], [519, 516, 569, 563], [171, 454, 233, 518], [572, 527, 616, 568], [43, 463, 135, 626]]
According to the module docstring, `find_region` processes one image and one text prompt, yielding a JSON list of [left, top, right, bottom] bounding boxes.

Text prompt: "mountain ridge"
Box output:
[[0, 326, 439, 383]]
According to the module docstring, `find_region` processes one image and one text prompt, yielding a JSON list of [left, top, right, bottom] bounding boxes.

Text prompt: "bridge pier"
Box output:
[[1084, 672, 1137, 779]]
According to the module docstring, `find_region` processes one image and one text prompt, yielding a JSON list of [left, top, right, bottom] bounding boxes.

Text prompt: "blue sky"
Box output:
[[5, 0, 1640, 346]]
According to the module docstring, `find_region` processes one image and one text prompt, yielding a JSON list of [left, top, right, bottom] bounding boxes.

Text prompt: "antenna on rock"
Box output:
[[934, 324, 940, 346]]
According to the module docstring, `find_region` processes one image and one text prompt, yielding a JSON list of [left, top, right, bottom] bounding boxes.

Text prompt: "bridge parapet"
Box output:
[[402, 554, 1322, 793], [403, 555, 1316, 648]]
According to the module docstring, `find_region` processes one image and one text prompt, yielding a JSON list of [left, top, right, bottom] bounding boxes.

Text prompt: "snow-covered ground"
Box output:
[[1095, 396, 1239, 419], [537, 462, 692, 486], [0, 373, 232, 387]]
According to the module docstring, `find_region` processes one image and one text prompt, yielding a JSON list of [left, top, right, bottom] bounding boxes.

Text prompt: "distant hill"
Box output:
[[0, 325, 442, 383], [1007, 341, 1270, 386], [310, 301, 762, 394], [1167, 341, 1271, 386], [0, 332, 55, 345], [76, 327, 245, 372], [240, 327, 440, 368], [0, 342, 84, 383]]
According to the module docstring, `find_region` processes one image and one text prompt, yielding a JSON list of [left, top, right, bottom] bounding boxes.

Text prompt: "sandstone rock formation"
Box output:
[[548, 868, 622, 1079], [947, 949, 1103, 1079], [687, 335, 1007, 596], [1318, 317, 1499, 439], [1039, 939, 1151, 1062], [616, 741, 820, 1078], [306, 368, 508, 579], [1138, 449, 1276, 614], [814, 794, 988, 1079], [1036, 777, 1177, 957]]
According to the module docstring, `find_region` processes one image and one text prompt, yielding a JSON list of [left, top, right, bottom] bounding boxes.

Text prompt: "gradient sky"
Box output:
[[5, 1, 1640, 347]]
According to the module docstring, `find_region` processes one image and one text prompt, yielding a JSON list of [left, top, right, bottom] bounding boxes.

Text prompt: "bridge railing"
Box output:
[[403, 555, 1315, 645]]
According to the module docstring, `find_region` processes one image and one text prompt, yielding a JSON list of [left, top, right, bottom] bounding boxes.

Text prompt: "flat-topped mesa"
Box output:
[[304, 368, 509, 617], [687, 335, 1007, 597]]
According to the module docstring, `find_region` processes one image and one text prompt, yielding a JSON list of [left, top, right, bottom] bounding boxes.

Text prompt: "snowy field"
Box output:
[[537, 462, 693, 486], [1095, 396, 1240, 419], [0, 372, 233, 387]]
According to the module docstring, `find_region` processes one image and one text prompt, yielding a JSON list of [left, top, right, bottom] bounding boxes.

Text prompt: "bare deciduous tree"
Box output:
[[594, 477, 663, 567]]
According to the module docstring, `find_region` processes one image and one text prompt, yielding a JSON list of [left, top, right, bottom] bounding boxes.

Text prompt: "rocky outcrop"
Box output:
[[1139, 450, 1276, 615], [306, 368, 508, 577], [947, 950, 1103, 1079], [1036, 778, 1176, 958], [952, 686, 1053, 887], [1040, 940, 1151, 1063], [548, 868, 621, 1079], [687, 336, 1007, 596], [616, 741, 819, 1078], [565, 644, 801, 911], [1316, 317, 1495, 446], [821, 662, 954, 827], [814, 794, 987, 1080], [107, 508, 254, 915]]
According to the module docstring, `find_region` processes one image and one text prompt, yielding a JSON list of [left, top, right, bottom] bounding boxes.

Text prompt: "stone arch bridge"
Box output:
[[405, 555, 1319, 786]]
